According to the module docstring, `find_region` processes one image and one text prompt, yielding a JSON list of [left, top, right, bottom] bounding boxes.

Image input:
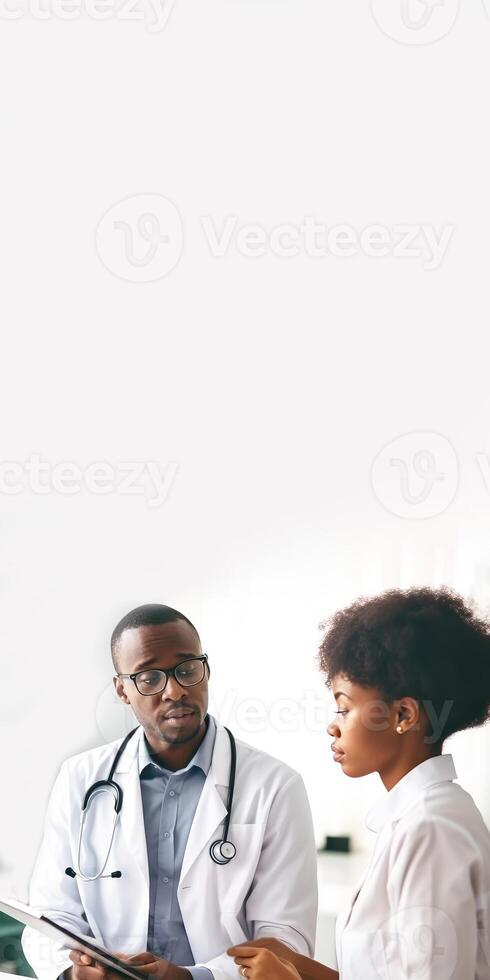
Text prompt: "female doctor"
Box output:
[[228, 587, 490, 980]]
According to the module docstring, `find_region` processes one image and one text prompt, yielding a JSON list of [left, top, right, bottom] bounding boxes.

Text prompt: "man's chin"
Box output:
[[157, 716, 203, 745]]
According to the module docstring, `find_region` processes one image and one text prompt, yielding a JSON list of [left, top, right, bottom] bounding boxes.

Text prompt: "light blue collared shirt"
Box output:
[[139, 715, 216, 980]]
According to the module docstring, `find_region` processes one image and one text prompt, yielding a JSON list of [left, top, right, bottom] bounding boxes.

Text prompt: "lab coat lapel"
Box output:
[[339, 822, 392, 946], [114, 726, 150, 890], [180, 723, 229, 884]]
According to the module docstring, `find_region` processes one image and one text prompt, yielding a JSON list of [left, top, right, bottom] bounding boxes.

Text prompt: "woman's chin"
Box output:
[[339, 758, 360, 778], [343, 759, 376, 779]]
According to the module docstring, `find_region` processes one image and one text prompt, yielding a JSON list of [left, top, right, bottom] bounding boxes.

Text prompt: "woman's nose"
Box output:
[[327, 720, 340, 737]]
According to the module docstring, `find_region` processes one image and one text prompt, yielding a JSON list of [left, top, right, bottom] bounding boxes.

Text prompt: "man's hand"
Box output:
[[68, 950, 127, 980], [227, 946, 302, 980], [68, 951, 191, 980], [121, 952, 191, 980]]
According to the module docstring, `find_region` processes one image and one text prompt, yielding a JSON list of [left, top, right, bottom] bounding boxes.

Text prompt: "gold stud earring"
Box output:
[[396, 725, 403, 734]]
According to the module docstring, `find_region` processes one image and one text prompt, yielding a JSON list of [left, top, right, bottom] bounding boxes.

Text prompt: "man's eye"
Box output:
[[139, 672, 161, 686]]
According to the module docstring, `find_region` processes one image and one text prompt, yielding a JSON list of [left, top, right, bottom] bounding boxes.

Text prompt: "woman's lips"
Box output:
[[331, 745, 345, 763]]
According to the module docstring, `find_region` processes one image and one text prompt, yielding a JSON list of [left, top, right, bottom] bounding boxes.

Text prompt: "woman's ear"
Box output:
[[396, 697, 420, 733]]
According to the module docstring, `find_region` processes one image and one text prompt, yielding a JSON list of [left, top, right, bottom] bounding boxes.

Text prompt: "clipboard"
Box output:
[[0, 899, 147, 980]]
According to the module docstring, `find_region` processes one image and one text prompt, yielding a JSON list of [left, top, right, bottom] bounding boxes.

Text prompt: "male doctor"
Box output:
[[22, 604, 318, 980]]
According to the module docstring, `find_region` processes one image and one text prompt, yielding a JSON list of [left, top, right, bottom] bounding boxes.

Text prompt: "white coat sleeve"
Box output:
[[21, 761, 93, 980], [383, 815, 481, 979], [193, 772, 318, 980]]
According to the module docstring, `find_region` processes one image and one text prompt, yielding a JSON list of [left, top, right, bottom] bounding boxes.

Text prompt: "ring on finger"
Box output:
[[239, 967, 248, 978]]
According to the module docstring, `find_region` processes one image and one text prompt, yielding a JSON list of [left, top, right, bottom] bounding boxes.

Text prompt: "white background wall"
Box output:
[[1, 0, 490, 908]]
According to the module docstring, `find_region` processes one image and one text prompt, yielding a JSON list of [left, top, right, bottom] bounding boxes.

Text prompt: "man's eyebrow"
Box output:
[[133, 652, 200, 670], [334, 691, 352, 701]]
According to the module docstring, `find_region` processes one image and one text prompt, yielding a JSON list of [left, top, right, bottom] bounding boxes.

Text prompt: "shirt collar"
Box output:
[[365, 753, 458, 834], [139, 713, 216, 778]]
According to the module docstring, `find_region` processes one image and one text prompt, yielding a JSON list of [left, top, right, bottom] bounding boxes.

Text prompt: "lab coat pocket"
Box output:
[[214, 823, 266, 913]]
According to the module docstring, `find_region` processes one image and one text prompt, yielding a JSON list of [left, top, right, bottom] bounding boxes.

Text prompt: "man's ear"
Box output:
[[113, 675, 131, 705]]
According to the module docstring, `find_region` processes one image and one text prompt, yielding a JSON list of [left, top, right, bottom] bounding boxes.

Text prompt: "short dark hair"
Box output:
[[111, 603, 201, 669], [318, 587, 490, 741]]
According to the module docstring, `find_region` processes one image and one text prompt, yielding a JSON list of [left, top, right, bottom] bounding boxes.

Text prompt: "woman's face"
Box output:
[[327, 674, 403, 778]]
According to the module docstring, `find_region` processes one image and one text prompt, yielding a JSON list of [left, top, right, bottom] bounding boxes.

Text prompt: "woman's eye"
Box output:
[[336, 710, 348, 716]]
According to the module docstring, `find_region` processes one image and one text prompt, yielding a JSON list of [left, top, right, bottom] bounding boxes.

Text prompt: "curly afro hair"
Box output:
[[318, 587, 490, 741]]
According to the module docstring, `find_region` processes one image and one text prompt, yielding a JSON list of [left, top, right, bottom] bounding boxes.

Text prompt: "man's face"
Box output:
[[113, 620, 209, 746]]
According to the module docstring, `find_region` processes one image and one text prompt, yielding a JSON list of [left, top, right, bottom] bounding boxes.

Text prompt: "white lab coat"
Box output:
[[336, 754, 490, 980], [22, 722, 318, 980]]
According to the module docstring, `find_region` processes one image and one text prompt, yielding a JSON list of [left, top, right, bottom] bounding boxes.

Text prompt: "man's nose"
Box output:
[[162, 674, 186, 700]]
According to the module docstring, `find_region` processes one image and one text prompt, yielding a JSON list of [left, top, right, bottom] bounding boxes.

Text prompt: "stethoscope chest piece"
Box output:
[[209, 839, 236, 865]]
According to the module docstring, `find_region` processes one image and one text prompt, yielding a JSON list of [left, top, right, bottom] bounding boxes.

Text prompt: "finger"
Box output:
[[70, 951, 95, 966], [71, 966, 107, 980], [123, 955, 157, 966], [126, 964, 159, 975], [238, 939, 274, 948], [227, 947, 262, 957], [231, 957, 260, 967]]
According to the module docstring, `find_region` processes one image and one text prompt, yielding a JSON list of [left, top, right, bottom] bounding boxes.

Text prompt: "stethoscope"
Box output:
[[65, 723, 237, 882]]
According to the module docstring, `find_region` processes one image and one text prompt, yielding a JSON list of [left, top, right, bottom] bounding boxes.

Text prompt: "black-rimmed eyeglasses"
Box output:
[[116, 654, 208, 696]]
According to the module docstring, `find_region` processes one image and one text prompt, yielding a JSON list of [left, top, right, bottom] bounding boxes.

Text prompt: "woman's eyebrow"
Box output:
[[334, 691, 353, 701]]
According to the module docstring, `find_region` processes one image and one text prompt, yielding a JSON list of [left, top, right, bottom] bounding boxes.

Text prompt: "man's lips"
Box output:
[[162, 708, 196, 720]]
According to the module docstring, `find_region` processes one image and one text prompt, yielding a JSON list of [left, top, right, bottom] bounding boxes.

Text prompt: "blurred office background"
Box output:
[[1, 0, 490, 971]]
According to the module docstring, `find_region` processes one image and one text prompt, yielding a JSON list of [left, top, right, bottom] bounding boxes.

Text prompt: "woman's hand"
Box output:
[[228, 940, 299, 966], [227, 945, 302, 980]]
